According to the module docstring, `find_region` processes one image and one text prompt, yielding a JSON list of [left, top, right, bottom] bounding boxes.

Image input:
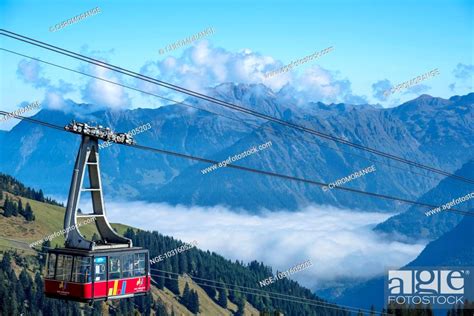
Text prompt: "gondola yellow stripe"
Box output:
[[113, 280, 118, 295]]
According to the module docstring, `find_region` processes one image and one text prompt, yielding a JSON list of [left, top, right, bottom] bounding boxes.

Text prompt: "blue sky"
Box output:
[[0, 0, 472, 129]]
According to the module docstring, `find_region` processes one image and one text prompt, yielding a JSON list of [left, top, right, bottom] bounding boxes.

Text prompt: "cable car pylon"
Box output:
[[63, 121, 132, 249], [44, 121, 151, 303]]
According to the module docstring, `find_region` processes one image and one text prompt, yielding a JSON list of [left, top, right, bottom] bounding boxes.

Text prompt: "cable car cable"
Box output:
[[1, 112, 473, 217], [149, 268, 380, 315], [16, 241, 378, 314], [1, 29, 473, 185], [0, 47, 460, 187], [150, 273, 392, 315]]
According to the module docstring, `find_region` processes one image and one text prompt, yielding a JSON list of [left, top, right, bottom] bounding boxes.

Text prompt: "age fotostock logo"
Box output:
[[386, 268, 473, 308]]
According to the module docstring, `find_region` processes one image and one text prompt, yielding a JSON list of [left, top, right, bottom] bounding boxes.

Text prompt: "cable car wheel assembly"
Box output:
[[44, 121, 151, 304]]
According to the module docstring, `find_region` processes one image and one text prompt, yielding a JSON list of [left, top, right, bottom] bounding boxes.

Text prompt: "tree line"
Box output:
[[0, 173, 63, 207], [125, 228, 348, 316], [1, 193, 35, 221]]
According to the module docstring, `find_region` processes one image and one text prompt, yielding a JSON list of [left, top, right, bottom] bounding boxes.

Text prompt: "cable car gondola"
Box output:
[[45, 247, 149, 302], [44, 121, 150, 303]]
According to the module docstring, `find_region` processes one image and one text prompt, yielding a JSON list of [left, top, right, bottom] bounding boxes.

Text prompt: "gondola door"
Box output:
[[93, 256, 107, 299], [107, 254, 123, 297]]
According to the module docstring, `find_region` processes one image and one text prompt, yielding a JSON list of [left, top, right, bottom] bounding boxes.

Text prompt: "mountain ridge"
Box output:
[[0, 89, 472, 213]]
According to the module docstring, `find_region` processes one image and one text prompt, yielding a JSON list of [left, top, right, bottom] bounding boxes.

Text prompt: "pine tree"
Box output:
[[229, 288, 237, 302], [9, 295, 18, 316], [203, 281, 217, 299], [189, 290, 199, 314], [154, 301, 168, 316], [182, 282, 191, 306], [156, 269, 165, 289], [33, 272, 44, 312], [0, 271, 7, 315], [165, 273, 180, 295], [38, 189, 45, 202], [17, 198, 24, 216], [0, 187, 3, 200], [24, 202, 35, 221], [133, 292, 152, 315], [37, 239, 51, 268], [11, 201, 18, 216], [235, 296, 245, 316], [16, 277, 26, 315], [19, 269, 32, 301], [3, 196, 13, 217], [1, 252, 12, 273], [179, 251, 188, 273], [217, 286, 228, 308]]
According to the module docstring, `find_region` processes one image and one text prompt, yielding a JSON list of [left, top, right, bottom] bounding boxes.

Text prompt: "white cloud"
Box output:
[[16, 59, 50, 88], [372, 79, 391, 102], [104, 201, 425, 290], [80, 65, 131, 110], [15, 59, 76, 111], [140, 41, 366, 106], [14, 47, 131, 112], [14, 41, 367, 110], [449, 63, 473, 92], [44, 90, 65, 110]]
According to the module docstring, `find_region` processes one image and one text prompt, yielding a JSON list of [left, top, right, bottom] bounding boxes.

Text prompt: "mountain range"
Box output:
[[1, 85, 472, 214], [1, 86, 473, 314]]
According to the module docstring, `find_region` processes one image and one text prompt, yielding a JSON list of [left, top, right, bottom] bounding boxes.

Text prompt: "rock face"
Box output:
[[375, 160, 474, 241]]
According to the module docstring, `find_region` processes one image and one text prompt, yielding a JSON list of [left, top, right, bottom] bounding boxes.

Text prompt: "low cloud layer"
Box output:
[[104, 201, 425, 290]]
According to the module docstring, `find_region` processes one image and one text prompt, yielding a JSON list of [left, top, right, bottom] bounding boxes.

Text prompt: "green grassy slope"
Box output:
[[0, 192, 261, 315], [0, 192, 129, 249]]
